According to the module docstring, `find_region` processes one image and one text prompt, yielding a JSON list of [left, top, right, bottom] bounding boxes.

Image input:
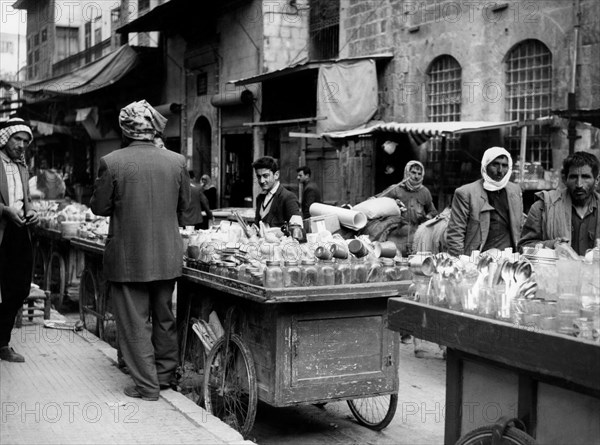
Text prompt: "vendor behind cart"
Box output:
[[519, 151, 600, 256], [253, 156, 302, 228]]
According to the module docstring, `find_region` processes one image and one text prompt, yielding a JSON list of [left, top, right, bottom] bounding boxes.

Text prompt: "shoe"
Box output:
[[400, 334, 413, 344], [0, 346, 25, 362], [123, 385, 159, 401], [159, 383, 174, 390]]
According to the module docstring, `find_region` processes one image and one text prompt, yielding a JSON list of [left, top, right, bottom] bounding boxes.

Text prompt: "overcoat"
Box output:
[[446, 179, 523, 256], [90, 141, 190, 282]]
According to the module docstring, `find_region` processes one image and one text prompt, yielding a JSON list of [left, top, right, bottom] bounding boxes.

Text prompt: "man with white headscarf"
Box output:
[[90, 100, 190, 401], [0, 118, 39, 362], [446, 147, 523, 257]]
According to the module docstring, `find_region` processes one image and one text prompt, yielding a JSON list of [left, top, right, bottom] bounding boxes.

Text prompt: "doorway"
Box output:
[[221, 134, 253, 208]]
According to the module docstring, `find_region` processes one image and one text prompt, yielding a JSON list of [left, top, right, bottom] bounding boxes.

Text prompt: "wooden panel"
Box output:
[[536, 383, 600, 445], [292, 315, 384, 382], [461, 360, 519, 435], [388, 298, 600, 392]]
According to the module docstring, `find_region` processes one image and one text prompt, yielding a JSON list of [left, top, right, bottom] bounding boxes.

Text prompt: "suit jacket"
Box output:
[[180, 182, 212, 226], [446, 179, 523, 256], [255, 184, 300, 227], [90, 141, 190, 282], [0, 154, 32, 246], [301, 181, 321, 219]]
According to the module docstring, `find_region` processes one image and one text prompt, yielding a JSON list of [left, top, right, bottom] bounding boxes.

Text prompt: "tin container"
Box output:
[[408, 253, 436, 277]]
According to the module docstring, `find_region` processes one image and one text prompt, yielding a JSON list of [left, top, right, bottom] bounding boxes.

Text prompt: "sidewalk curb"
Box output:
[[77, 330, 255, 445]]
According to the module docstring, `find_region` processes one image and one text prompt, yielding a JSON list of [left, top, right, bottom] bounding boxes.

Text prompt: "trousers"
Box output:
[[110, 280, 178, 397], [0, 222, 33, 347]]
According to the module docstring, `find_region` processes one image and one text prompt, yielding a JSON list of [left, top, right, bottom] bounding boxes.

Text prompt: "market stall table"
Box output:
[[178, 267, 410, 437], [387, 298, 600, 445]]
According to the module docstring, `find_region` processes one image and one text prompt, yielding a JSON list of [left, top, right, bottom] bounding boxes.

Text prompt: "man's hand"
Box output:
[[25, 210, 39, 226], [2, 207, 26, 227]]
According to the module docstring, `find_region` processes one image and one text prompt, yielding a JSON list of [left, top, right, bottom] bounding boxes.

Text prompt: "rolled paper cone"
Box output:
[[374, 241, 397, 258], [348, 239, 368, 258], [330, 243, 349, 259], [309, 203, 367, 230], [315, 246, 333, 260]]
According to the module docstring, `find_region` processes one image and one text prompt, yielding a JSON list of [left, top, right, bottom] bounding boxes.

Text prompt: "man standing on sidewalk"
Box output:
[[296, 166, 322, 220], [0, 118, 39, 362], [90, 101, 190, 401]]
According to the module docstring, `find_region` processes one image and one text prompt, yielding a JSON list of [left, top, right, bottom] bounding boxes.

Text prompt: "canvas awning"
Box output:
[[16, 45, 139, 96], [321, 120, 520, 143]]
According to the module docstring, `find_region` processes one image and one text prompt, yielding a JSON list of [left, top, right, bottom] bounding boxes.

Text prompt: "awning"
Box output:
[[16, 45, 139, 96], [228, 53, 394, 86], [321, 120, 520, 144]]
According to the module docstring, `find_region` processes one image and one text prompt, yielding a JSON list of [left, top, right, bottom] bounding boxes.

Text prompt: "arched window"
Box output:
[[505, 39, 552, 169], [427, 55, 462, 122]]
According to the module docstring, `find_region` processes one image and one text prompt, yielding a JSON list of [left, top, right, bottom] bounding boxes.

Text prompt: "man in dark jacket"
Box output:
[[296, 166, 322, 220], [253, 156, 301, 227], [0, 118, 39, 363], [90, 100, 190, 401], [519, 151, 600, 255]]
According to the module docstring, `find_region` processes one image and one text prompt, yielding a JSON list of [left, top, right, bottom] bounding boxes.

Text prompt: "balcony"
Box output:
[[52, 39, 112, 77]]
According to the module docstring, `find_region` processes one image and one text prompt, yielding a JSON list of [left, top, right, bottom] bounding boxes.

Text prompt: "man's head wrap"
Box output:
[[400, 160, 425, 192], [481, 146, 513, 191], [0, 118, 33, 148], [118, 100, 167, 141]]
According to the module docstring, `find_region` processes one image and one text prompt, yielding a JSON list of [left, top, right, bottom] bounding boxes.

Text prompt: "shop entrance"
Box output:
[[221, 134, 253, 208]]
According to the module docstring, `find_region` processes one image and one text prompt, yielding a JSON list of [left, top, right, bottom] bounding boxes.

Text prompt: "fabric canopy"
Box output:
[[321, 120, 520, 142], [18, 45, 139, 96]]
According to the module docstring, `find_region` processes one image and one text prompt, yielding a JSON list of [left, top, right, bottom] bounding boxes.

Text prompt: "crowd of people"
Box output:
[[2, 102, 599, 403]]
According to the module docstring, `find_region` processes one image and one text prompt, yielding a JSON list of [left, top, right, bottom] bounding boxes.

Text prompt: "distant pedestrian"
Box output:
[[296, 166, 322, 220], [181, 171, 213, 230], [90, 100, 190, 401], [0, 118, 40, 363], [200, 174, 217, 209]]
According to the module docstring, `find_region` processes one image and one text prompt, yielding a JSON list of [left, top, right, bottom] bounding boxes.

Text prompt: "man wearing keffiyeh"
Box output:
[[90, 100, 190, 401], [447, 146, 523, 256], [0, 117, 40, 363]]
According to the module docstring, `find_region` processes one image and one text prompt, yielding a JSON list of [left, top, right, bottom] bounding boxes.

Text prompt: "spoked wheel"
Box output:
[[31, 240, 47, 287], [456, 424, 537, 445], [79, 268, 100, 336], [98, 293, 117, 348], [46, 252, 66, 308], [347, 394, 398, 430], [203, 334, 257, 438]]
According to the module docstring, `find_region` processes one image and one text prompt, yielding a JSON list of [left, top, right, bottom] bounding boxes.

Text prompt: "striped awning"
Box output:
[[321, 120, 520, 145]]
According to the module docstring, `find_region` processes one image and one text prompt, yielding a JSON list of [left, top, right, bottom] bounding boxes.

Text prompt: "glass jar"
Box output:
[[209, 261, 219, 276], [352, 257, 368, 284], [394, 258, 410, 281], [407, 275, 431, 304], [366, 258, 383, 283], [381, 258, 397, 282], [283, 260, 301, 287], [318, 259, 335, 286], [264, 260, 284, 288], [250, 271, 264, 287], [334, 259, 352, 285], [300, 259, 319, 286]]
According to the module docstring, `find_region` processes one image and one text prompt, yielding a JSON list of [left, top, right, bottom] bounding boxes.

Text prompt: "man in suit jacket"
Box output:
[[296, 166, 322, 220], [253, 156, 301, 228], [90, 100, 190, 401], [0, 118, 39, 362], [447, 147, 523, 257]]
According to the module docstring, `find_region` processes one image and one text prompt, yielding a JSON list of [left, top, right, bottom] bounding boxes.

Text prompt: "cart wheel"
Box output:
[[79, 268, 100, 336], [347, 394, 398, 431], [456, 424, 537, 445], [46, 252, 66, 308], [203, 334, 257, 438], [31, 240, 47, 287]]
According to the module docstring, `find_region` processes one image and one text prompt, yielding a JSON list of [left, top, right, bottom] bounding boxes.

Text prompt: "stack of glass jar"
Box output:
[[406, 251, 600, 342]]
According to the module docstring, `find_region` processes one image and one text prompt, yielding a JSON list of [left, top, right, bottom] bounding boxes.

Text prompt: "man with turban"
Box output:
[[447, 147, 523, 257], [90, 100, 190, 401], [0, 118, 39, 362]]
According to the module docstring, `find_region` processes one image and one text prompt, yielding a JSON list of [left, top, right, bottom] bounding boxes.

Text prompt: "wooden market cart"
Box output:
[[178, 267, 409, 437], [387, 298, 600, 445]]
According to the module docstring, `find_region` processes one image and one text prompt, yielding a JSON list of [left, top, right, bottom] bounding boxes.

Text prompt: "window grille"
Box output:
[[309, 0, 339, 60], [505, 39, 552, 169], [426, 55, 461, 164]]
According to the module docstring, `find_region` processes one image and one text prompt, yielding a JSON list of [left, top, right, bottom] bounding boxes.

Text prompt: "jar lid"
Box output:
[[301, 259, 316, 265], [284, 261, 299, 266], [381, 258, 394, 266], [266, 260, 281, 266]]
